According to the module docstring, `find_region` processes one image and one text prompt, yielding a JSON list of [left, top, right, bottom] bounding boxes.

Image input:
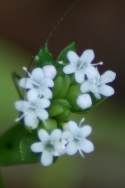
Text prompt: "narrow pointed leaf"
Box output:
[[35, 44, 56, 67], [57, 42, 76, 63]]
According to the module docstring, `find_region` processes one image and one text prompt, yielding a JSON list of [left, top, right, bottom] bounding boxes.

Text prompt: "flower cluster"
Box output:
[[31, 119, 94, 166], [15, 45, 116, 167], [63, 49, 116, 109], [15, 65, 57, 129]]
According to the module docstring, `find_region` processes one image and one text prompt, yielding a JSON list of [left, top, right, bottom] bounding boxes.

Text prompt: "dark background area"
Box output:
[[0, 0, 125, 188], [0, 0, 124, 97]]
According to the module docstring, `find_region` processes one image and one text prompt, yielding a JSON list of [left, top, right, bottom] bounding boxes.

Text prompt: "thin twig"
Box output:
[[46, 0, 80, 44], [28, 0, 81, 71]]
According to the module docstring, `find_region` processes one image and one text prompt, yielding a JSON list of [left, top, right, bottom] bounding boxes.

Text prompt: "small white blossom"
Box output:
[[77, 94, 92, 109], [62, 120, 94, 156], [15, 94, 50, 129], [63, 49, 102, 83], [19, 65, 57, 99], [31, 129, 64, 166], [42, 65, 57, 79], [80, 70, 116, 99]]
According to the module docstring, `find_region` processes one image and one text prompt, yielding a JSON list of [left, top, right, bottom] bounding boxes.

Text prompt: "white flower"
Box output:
[[19, 65, 57, 99], [15, 94, 50, 129], [77, 94, 92, 109], [80, 70, 116, 99], [31, 129, 64, 166], [63, 49, 102, 83], [62, 120, 94, 156], [42, 65, 57, 79]]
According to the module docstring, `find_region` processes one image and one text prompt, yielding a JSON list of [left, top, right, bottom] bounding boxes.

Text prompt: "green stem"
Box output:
[[12, 72, 23, 99]]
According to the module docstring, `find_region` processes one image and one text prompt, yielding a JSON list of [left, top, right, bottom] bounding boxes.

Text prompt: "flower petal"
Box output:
[[62, 131, 73, 144], [77, 94, 92, 109], [39, 98, 50, 108], [40, 88, 53, 99], [31, 68, 44, 82], [19, 78, 32, 89], [100, 70, 116, 84], [64, 121, 78, 133], [66, 142, 78, 155], [44, 78, 54, 87], [35, 88, 52, 99], [43, 65, 57, 79], [54, 142, 65, 156], [86, 66, 99, 79], [31, 142, 43, 153], [38, 129, 50, 142], [51, 129, 62, 141], [36, 109, 49, 121], [27, 89, 38, 102], [81, 125, 92, 137], [75, 70, 85, 83], [80, 81, 90, 93], [80, 49, 95, 64], [63, 64, 76, 74], [81, 139, 94, 153], [41, 151, 53, 166], [15, 101, 29, 112], [24, 113, 39, 129], [67, 51, 79, 63], [99, 85, 115, 97]]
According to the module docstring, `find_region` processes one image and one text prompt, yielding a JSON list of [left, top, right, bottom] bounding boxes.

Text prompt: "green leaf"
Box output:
[[40, 119, 58, 131], [49, 99, 71, 122], [49, 101, 64, 117], [53, 75, 72, 99], [57, 42, 76, 63], [53, 75, 64, 98], [55, 107, 71, 122], [0, 125, 39, 166], [67, 84, 81, 112], [35, 43, 56, 67]]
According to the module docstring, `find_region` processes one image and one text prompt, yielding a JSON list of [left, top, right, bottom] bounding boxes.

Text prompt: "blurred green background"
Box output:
[[0, 0, 125, 188]]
